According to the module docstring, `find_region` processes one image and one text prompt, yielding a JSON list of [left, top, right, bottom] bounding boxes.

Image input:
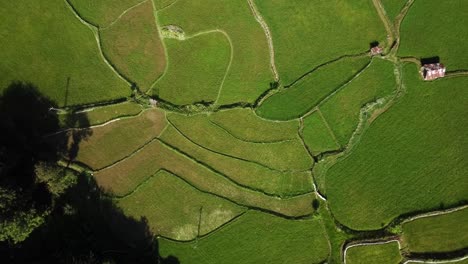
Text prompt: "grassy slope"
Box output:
[[320, 58, 396, 146], [255, 0, 386, 84], [0, 0, 130, 106], [159, 211, 329, 264], [327, 64, 468, 230], [303, 111, 340, 156], [209, 108, 299, 142], [345, 242, 402, 264], [117, 170, 245, 240], [68, 0, 143, 27], [402, 207, 468, 253], [399, 0, 468, 70], [76, 109, 166, 170], [256, 56, 370, 120], [59, 102, 143, 127], [156, 33, 230, 105], [94, 140, 316, 217], [381, 0, 407, 22], [100, 1, 166, 91], [168, 113, 313, 171], [159, 125, 313, 197], [156, 0, 272, 105]]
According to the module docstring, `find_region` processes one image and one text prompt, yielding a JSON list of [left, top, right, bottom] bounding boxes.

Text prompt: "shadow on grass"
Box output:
[[0, 81, 178, 263]]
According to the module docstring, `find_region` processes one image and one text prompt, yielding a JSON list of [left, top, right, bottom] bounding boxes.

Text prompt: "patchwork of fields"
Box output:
[[2, 0, 467, 263]]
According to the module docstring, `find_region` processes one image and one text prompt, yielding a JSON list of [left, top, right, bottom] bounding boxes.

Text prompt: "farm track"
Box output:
[[247, 0, 279, 81], [100, 0, 148, 30], [371, 0, 396, 48]]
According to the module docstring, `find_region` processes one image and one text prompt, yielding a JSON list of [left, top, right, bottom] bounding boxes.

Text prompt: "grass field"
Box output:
[[256, 56, 371, 120], [155, 32, 230, 105], [100, 0, 166, 91], [117, 170, 246, 240], [159, 210, 330, 264], [209, 108, 299, 142], [59, 101, 143, 127], [345, 241, 402, 264], [168, 113, 313, 171], [255, 0, 386, 84], [0, 0, 131, 106], [302, 110, 340, 156], [75, 108, 166, 170], [399, 0, 468, 70], [402, 207, 468, 253], [159, 125, 313, 197], [68, 0, 143, 27], [156, 0, 273, 105], [94, 139, 316, 217], [326, 64, 468, 230], [381, 0, 407, 22], [320, 58, 396, 146]]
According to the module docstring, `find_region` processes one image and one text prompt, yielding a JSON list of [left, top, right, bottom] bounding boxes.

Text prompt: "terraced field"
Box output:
[[2, 0, 467, 263]]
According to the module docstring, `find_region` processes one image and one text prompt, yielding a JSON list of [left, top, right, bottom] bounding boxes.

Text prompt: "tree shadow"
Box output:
[[0, 81, 178, 263]]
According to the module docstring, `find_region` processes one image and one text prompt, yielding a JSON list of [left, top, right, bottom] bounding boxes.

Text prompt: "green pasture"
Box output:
[[399, 0, 468, 70], [153, 0, 177, 10], [209, 108, 299, 142], [345, 241, 402, 264], [255, 0, 386, 84], [94, 140, 316, 217], [168, 113, 313, 171], [100, 0, 166, 91], [59, 101, 143, 127], [402, 207, 468, 253], [156, 0, 273, 105], [76, 109, 166, 170], [68, 0, 143, 27], [320, 58, 396, 146], [156, 32, 230, 105], [381, 0, 407, 22], [159, 210, 330, 264], [159, 125, 313, 197], [326, 64, 468, 230], [302, 111, 340, 156], [117, 170, 245, 240], [0, 0, 130, 106], [256, 56, 370, 120]]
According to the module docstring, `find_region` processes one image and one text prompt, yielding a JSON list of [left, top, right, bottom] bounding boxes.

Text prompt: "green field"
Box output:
[[209, 108, 299, 142], [155, 32, 231, 105], [100, 0, 166, 91], [159, 125, 313, 197], [302, 110, 341, 156], [256, 56, 371, 120], [381, 0, 407, 22], [320, 58, 396, 146], [168, 113, 313, 171], [75, 109, 166, 170], [159, 210, 330, 264], [327, 64, 468, 230], [402, 207, 468, 253], [0, 0, 131, 106], [117, 170, 246, 240], [399, 0, 468, 70], [156, 0, 273, 105], [255, 0, 386, 84], [345, 241, 402, 264], [68, 0, 143, 27]]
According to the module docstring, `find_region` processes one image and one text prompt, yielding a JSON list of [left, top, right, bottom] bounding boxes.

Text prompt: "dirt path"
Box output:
[[247, 0, 279, 81]]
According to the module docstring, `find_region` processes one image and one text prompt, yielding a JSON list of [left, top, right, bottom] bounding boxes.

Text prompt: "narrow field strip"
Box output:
[[343, 239, 402, 264], [404, 255, 468, 264]]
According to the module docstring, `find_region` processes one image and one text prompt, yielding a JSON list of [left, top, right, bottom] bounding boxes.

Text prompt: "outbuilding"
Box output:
[[420, 63, 446, 81]]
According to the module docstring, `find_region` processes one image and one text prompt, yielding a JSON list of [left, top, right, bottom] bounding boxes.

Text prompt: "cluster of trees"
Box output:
[[0, 82, 177, 263]]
